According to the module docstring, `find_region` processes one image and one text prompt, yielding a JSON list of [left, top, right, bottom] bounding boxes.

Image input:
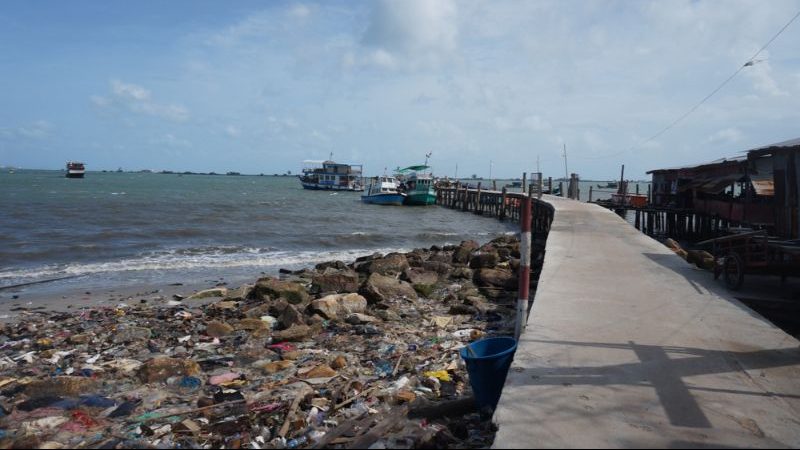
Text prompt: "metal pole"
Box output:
[[515, 196, 532, 340], [537, 172, 543, 200]]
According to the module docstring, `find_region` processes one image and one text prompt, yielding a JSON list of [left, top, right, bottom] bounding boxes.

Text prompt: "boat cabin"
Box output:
[[300, 160, 364, 191]]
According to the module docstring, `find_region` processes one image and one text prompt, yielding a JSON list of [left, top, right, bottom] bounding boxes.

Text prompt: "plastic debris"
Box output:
[[0, 236, 527, 449]]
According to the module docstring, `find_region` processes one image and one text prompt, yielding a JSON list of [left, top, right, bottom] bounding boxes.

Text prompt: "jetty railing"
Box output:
[[435, 185, 554, 234], [621, 206, 742, 243]]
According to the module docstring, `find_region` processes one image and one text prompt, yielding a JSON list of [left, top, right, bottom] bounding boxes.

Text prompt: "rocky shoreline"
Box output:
[[0, 235, 538, 449]]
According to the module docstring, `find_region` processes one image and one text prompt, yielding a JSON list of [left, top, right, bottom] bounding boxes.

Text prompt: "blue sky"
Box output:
[[1, 0, 799, 179]]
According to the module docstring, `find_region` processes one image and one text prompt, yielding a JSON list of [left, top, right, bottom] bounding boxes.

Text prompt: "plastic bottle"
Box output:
[[286, 435, 308, 449]]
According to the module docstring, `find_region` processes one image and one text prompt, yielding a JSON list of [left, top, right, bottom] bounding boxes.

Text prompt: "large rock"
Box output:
[[26, 377, 98, 399], [422, 261, 453, 275], [236, 318, 270, 332], [360, 273, 418, 304], [310, 293, 367, 320], [273, 324, 312, 342], [450, 267, 473, 279], [224, 284, 254, 301], [311, 269, 359, 294], [474, 268, 517, 289], [427, 251, 452, 263], [139, 357, 201, 383], [491, 235, 518, 246], [345, 313, 380, 325], [255, 360, 294, 375], [469, 252, 499, 269], [113, 326, 152, 344], [278, 304, 307, 329], [402, 268, 439, 285], [251, 278, 309, 304], [374, 309, 402, 322], [206, 320, 235, 337], [452, 240, 479, 264], [315, 260, 347, 271], [187, 287, 228, 300], [357, 253, 410, 276]]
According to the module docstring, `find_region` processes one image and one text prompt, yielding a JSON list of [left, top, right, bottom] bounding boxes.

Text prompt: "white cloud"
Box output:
[[0, 120, 52, 140], [707, 127, 744, 144], [743, 59, 787, 97], [112, 80, 151, 101], [152, 133, 192, 148], [359, 0, 458, 69], [289, 4, 311, 19], [491, 114, 551, 132], [521, 115, 552, 132], [90, 95, 111, 107], [92, 80, 189, 122], [225, 125, 241, 138]]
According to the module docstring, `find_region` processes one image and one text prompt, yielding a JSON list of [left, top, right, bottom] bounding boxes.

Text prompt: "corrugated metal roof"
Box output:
[[748, 137, 800, 152], [647, 155, 746, 174]]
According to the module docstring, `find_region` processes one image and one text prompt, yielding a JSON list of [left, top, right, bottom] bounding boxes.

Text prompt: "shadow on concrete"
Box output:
[[516, 339, 800, 429]]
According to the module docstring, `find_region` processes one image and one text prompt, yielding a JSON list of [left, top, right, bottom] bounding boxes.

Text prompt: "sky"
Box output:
[[1, 0, 799, 179]]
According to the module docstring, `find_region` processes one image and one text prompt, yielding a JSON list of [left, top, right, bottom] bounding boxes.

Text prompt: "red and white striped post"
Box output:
[[515, 195, 532, 339]]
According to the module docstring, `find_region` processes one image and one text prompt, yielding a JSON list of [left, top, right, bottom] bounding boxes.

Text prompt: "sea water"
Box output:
[[0, 170, 515, 296]]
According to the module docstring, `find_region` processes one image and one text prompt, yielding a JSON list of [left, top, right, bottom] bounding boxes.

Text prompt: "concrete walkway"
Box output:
[[493, 196, 800, 448]]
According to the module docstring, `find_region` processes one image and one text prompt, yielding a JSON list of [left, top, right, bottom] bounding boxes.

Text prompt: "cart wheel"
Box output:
[[723, 253, 744, 290]]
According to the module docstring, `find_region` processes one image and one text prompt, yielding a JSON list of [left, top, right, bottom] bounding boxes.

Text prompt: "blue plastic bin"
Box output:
[[460, 336, 518, 410]]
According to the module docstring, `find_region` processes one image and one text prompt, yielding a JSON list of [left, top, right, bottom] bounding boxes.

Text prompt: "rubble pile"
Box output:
[[0, 236, 536, 449]]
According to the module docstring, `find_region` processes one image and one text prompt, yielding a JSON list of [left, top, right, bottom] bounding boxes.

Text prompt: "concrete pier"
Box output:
[[493, 196, 800, 448]]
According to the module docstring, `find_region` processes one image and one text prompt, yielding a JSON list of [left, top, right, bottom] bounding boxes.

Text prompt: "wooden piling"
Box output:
[[476, 182, 483, 215], [500, 187, 507, 221]]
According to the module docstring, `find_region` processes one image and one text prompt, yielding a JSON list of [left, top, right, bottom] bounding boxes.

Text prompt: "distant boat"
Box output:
[[597, 181, 618, 189], [66, 161, 85, 178], [299, 159, 364, 191], [361, 176, 406, 206], [396, 165, 436, 206]]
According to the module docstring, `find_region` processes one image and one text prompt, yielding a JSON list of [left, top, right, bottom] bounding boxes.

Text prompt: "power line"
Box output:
[[578, 9, 800, 161]]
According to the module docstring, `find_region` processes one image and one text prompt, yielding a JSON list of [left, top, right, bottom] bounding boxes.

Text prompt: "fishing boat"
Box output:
[[596, 181, 618, 189], [361, 176, 406, 205], [66, 161, 85, 178], [299, 158, 363, 191], [397, 165, 436, 206]]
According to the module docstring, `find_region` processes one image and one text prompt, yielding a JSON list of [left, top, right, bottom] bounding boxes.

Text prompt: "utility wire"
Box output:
[[577, 9, 800, 161]]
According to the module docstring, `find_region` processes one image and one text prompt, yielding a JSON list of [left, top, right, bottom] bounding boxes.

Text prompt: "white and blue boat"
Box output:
[[361, 176, 406, 205]]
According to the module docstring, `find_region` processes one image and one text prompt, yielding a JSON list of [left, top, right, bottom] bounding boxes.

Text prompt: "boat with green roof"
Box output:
[[397, 164, 436, 206]]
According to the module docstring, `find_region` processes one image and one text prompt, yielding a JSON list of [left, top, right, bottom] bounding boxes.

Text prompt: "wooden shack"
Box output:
[[746, 138, 800, 239], [646, 138, 800, 238]]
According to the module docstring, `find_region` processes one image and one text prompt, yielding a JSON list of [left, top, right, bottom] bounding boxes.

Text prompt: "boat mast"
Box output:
[[562, 144, 568, 180]]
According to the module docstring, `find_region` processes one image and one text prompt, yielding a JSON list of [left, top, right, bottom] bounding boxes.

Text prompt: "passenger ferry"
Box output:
[[299, 159, 364, 191], [66, 161, 85, 178]]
